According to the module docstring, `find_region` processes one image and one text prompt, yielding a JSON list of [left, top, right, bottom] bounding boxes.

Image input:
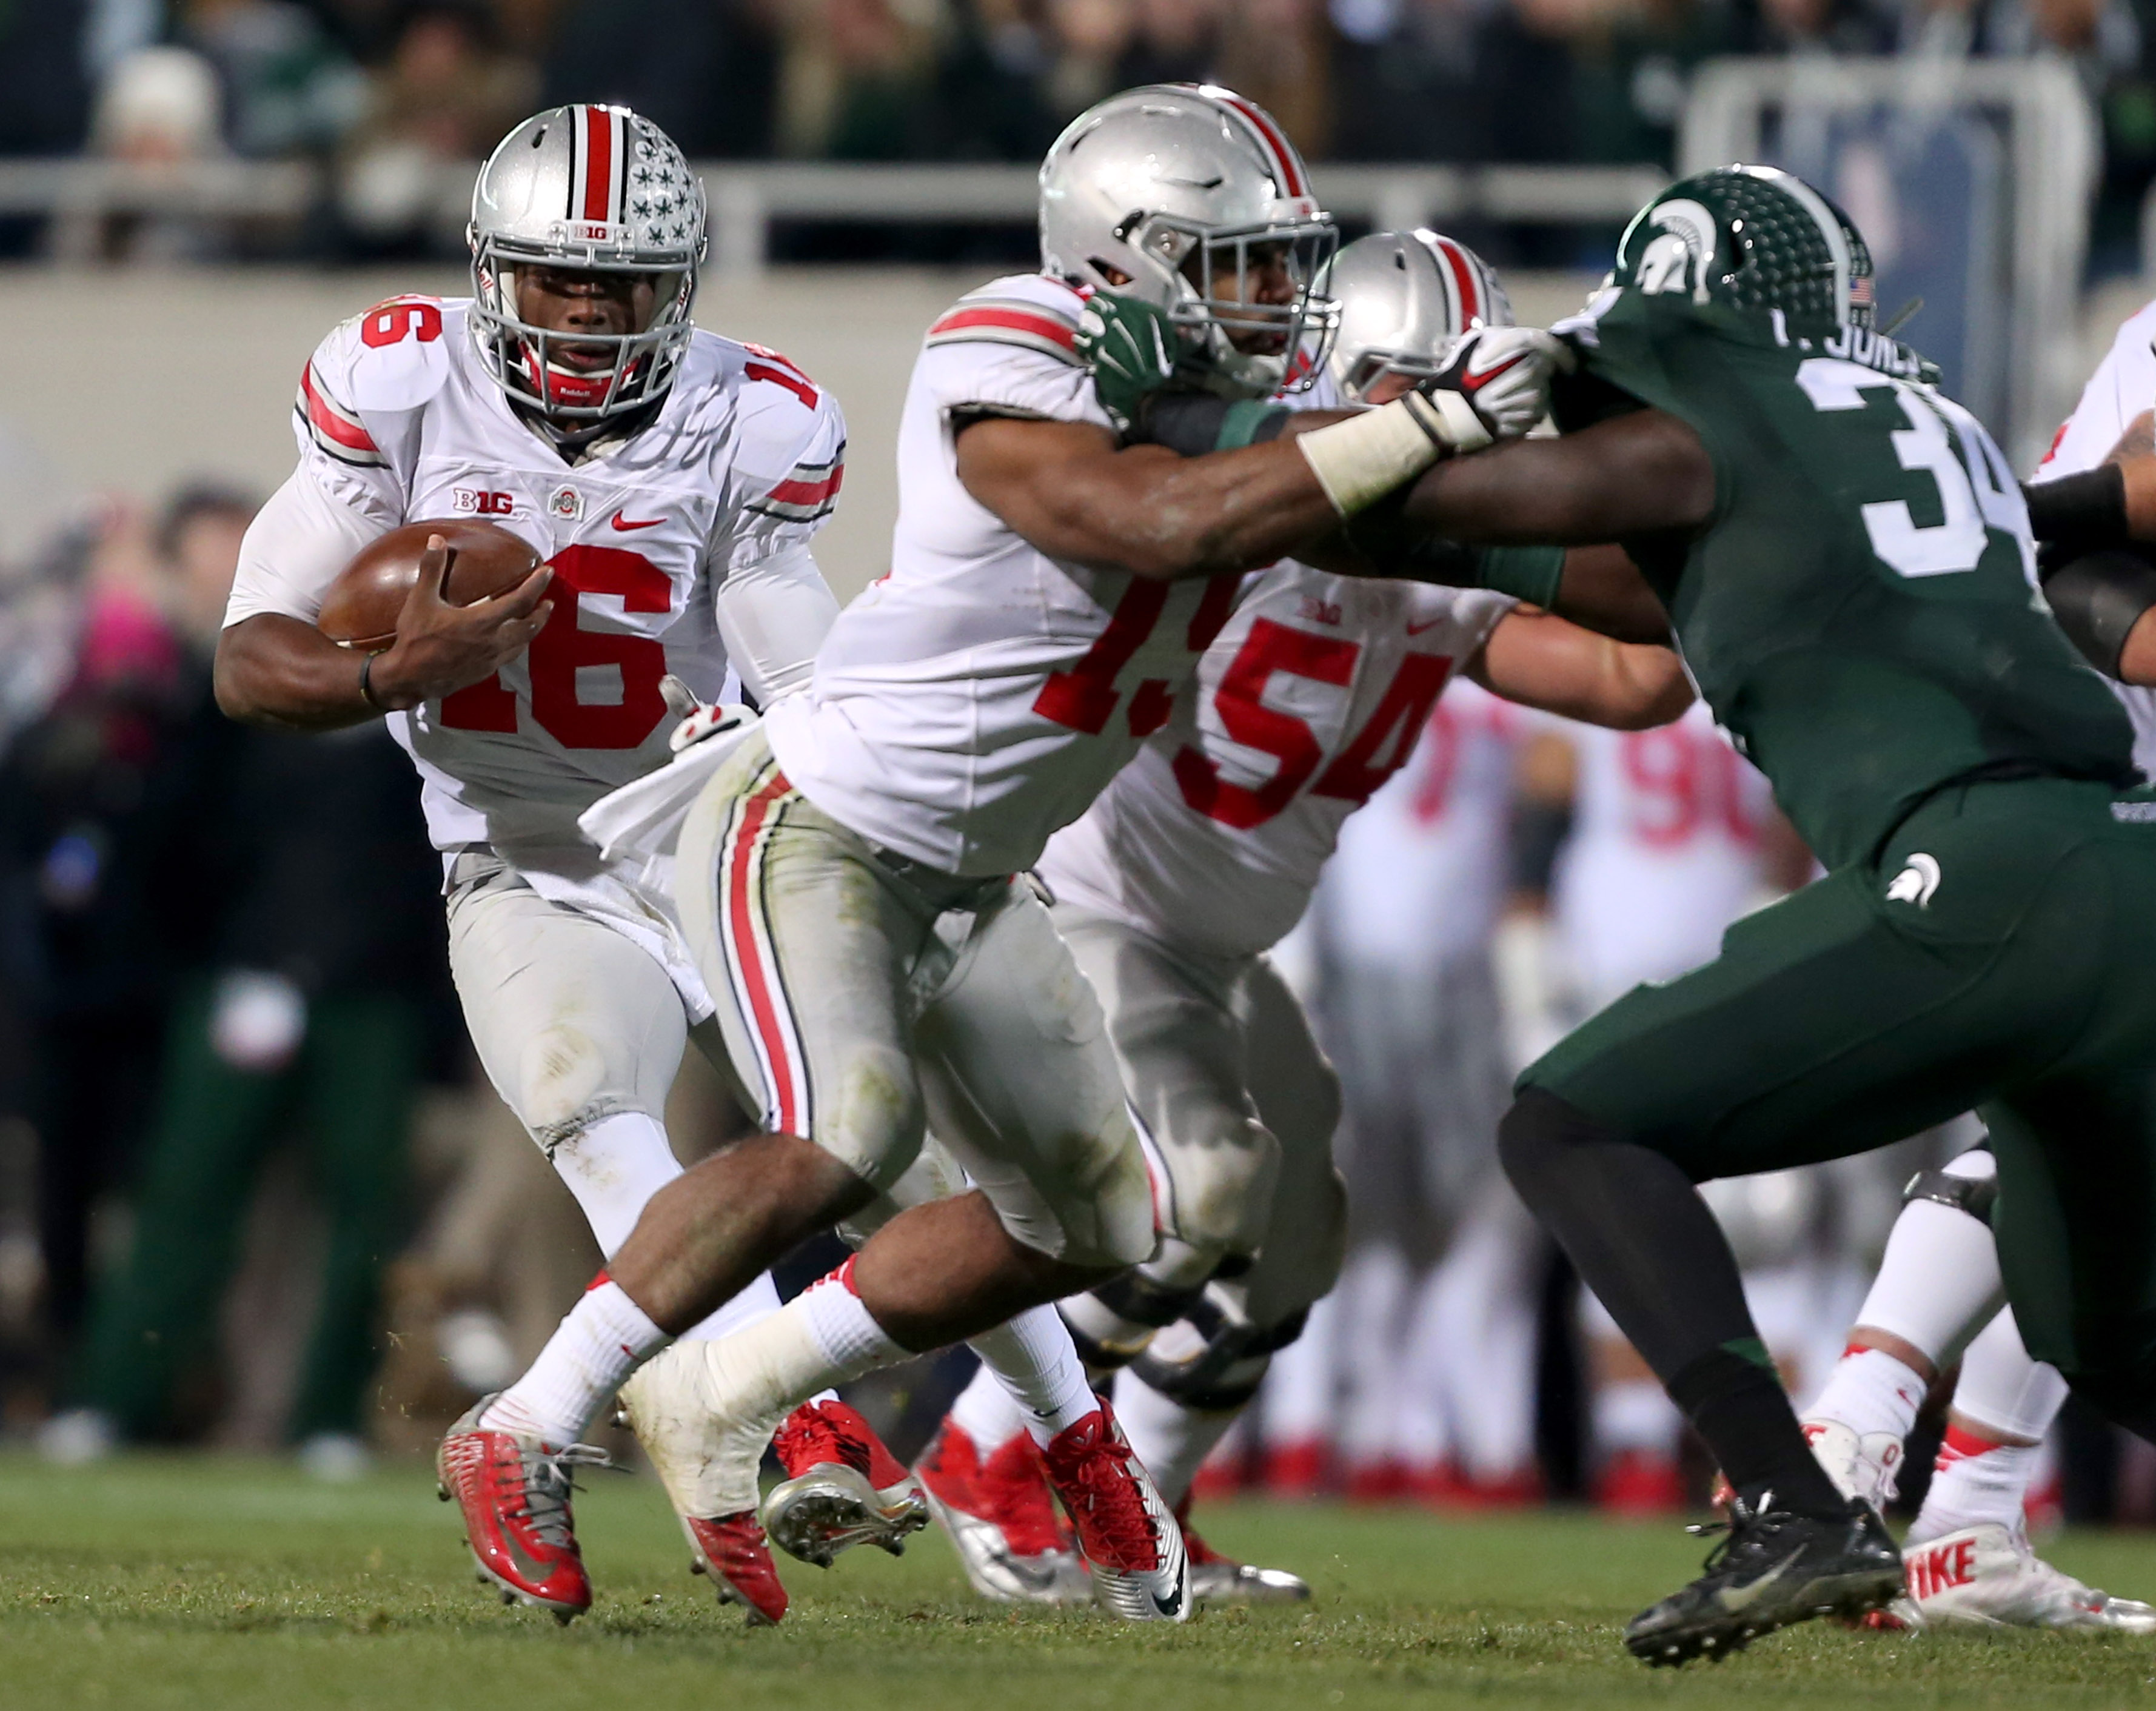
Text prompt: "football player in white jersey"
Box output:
[[436, 87, 1575, 1622], [1789, 297, 2156, 1631], [901, 230, 1690, 1604], [213, 104, 942, 1624]]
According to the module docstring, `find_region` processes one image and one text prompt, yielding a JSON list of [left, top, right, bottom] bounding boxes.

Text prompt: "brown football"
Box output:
[[317, 518, 544, 651]]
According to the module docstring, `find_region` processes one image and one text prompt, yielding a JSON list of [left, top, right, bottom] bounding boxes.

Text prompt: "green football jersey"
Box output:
[[1552, 287, 2136, 870]]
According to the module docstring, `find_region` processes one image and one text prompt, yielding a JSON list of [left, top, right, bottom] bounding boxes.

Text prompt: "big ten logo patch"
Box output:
[[452, 488, 517, 516]]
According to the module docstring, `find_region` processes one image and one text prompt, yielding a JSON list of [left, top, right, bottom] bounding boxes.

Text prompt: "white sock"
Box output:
[[1950, 1308, 2069, 1444], [637, 1264, 910, 1518], [483, 1279, 671, 1445], [1912, 1424, 2042, 1544], [1803, 1346, 1927, 1444], [680, 1270, 785, 1345], [1849, 1151, 2005, 1366], [548, 1112, 688, 1256], [968, 1305, 1099, 1444], [949, 1358, 1029, 1448], [1114, 1367, 1240, 1507], [543, 1111, 787, 1348]]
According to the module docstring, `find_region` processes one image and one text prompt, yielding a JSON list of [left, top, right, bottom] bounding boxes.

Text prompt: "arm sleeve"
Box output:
[[224, 463, 390, 628], [712, 541, 840, 705]]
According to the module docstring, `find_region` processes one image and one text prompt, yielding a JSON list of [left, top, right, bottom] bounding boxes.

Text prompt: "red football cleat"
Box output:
[[1039, 1404, 1190, 1621], [684, 1512, 789, 1626], [435, 1398, 609, 1622], [916, 1418, 1091, 1604], [761, 1398, 928, 1568]]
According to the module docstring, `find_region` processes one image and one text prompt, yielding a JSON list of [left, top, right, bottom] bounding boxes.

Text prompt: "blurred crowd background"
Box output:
[[2, 475, 2153, 1533], [2, 0, 2155, 1541], [4, 0, 2156, 271]]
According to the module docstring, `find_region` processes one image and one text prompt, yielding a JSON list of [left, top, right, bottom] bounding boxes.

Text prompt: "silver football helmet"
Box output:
[[1039, 84, 1337, 398], [1319, 229, 1512, 404], [467, 104, 706, 425]]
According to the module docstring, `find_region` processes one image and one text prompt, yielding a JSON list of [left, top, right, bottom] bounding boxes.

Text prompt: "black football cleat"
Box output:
[[1625, 1494, 1901, 1667]]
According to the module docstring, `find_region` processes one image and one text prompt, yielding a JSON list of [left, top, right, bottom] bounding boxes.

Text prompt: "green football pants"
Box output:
[[75, 979, 420, 1441], [1521, 775, 2156, 1427]]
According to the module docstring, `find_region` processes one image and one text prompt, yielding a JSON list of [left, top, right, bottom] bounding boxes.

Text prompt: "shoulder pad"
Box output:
[[925, 273, 1084, 367], [298, 296, 459, 465]]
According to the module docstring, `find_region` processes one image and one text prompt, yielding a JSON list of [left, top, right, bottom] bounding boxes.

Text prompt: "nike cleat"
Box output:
[[762, 1398, 929, 1568], [1177, 1495, 1308, 1606], [1890, 1522, 2156, 1632], [1801, 1417, 1904, 1513], [435, 1396, 609, 1622], [915, 1418, 1092, 1605], [1625, 1494, 1902, 1666], [1040, 1403, 1191, 1622], [683, 1512, 789, 1626]]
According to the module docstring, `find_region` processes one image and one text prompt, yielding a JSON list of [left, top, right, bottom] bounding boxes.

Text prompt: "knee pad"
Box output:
[[515, 1020, 660, 1150], [1157, 1110, 1282, 1256]]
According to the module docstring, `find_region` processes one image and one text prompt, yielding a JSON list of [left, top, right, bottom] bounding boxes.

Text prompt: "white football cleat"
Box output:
[[1802, 1416, 1904, 1512], [914, 1418, 1093, 1605], [616, 1344, 790, 1623], [1889, 1522, 2156, 1632], [1039, 1403, 1191, 1622]]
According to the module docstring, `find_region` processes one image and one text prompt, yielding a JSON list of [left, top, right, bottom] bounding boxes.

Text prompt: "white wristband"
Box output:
[[1294, 398, 1448, 518]]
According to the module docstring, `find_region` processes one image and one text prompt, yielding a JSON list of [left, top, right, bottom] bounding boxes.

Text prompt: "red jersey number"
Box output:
[[1621, 726, 1760, 848], [359, 297, 443, 348], [439, 544, 674, 749]]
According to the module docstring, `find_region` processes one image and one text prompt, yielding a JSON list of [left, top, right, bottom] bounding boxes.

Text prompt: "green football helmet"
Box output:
[[1609, 164, 1874, 338]]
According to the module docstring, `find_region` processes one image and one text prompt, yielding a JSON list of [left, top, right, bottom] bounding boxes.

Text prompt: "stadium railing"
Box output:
[[0, 157, 1668, 274]]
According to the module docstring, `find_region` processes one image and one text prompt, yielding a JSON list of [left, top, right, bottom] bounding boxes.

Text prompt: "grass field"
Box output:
[[6, 1455, 2156, 1710]]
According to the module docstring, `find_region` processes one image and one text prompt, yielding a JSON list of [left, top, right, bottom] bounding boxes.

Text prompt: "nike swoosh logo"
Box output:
[[611, 512, 665, 532], [1406, 618, 1443, 635], [1715, 1549, 1803, 1613]]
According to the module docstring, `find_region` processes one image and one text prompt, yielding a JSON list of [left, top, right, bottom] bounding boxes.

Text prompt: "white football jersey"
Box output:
[[1553, 701, 1777, 1008], [2029, 295, 2156, 777], [1319, 675, 1539, 970], [1043, 561, 1514, 959], [760, 273, 1246, 878], [226, 295, 845, 863]]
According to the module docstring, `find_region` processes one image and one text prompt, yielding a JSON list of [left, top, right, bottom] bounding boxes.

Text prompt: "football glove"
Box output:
[[1402, 326, 1575, 454], [1074, 290, 1179, 435], [660, 674, 743, 754]]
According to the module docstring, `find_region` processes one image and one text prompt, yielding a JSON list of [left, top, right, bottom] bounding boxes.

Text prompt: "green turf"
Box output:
[[4, 1455, 2156, 1709]]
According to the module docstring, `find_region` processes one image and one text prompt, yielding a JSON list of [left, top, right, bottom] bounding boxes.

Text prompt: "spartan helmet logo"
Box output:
[[1633, 199, 1717, 304]]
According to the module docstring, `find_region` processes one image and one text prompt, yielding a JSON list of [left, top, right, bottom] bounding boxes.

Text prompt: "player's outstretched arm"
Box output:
[[1467, 606, 1693, 729], [217, 535, 552, 729], [954, 416, 1345, 583], [1395, 407, 1716, 545]]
